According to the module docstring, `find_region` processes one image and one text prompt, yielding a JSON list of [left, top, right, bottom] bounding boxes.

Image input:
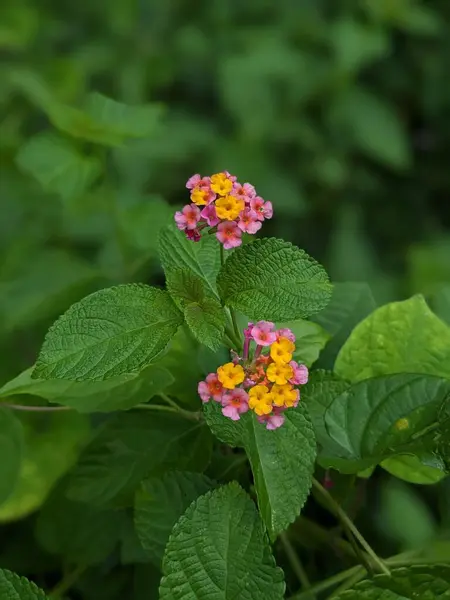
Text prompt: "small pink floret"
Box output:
[[200, 204, 220, 227], [251, 321, 277, 346], [250, 197, 273, 221], [186, 174, 211, 190], [232, 182, 256, 202], [238, 208, 262, 234], [289, 362, 309, 386], [222, 388, 249, 421], [216, 221, 242, 249], [174, 204, 201, 230], [277, 328, 296, 343], [257, 413, 285, 430]]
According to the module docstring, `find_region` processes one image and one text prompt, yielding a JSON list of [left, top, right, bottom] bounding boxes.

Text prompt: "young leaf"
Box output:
[[204, 403, 316, 538], [35, 485, 123, 565], [166, 269, 226, 351], [335, 295, 450, 382], [158, 226, 221, 296], [0, 568, 49, 600], [33, 284, 183, 381], [1, 364, 174, 412], [134, 471, 215, 567], [159, 483, 285, 599], [16, 133, 101, 200], [217, 238, 332, 321], [332, 565, 450, 599], [323, 373, 450, 473], [311, 282, 377, 370], [66, 412, 212, 505], [0, 409, 24, 505], [0, 411, 89, 522]]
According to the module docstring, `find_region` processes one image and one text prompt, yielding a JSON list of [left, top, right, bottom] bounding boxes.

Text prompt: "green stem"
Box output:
[[159, 393, 203, 421], [136, 404, 180, 416], [327, 569, 366, 599], [280, 533, 315, 599], [312, 478, 391, 577], [49, 565, 86, 598], [288, 566, 363, 600], [0, 403, 71, 412]]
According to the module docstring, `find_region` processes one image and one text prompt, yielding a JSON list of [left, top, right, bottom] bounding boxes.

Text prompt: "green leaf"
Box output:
[[217, 238, 332, 321], [301, 371, 350, 466], [33, 284, 183, 381], [0, 409, 24, 505], [323, 373, 450, 473], [1, 364, 174, 413], [0, 411, 89, 522], [120, 510, 149, 565], [381, 454, 447, 485], [35, 485, 123, 565], [276, 319, 330, 367], [158, 226, 221, 297], [166, 269, 226, 351], [204, 403, 316, 537], [0, 568, 49, 600], [377, 478, 437, 549], [0, 249, 98, 333], [335, 295, 450, 382], [312, 283, 377, 370], [51, 93, 163, 146], [431, 285, 450, 326], [16, 133, 101, 200], [330, 88, 411, 170], [66, 412, 212, 505], [134, 471, 215, 567], [331, 18, 390, 73], [332, 565, 450, 599], [159, 482, 285, 599]]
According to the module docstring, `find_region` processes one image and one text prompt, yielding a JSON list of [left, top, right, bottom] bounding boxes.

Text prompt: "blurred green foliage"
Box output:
[[1, 0, 450, 597]]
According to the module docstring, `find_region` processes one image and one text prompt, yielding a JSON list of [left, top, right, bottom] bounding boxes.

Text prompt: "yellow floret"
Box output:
[[271, 383, 297, 407], [217, 362, 245, 389], [210, 173, 233, 195], [215, 195, 245, 220], [248, 384, 273, 416], [270, 337, 295, 364], [190, 187, 209, 206], [267, 362, 294, 385]]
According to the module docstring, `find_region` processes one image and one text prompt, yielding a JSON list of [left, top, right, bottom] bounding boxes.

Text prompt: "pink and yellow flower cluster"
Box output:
[[198, 322, 308, 430], [174, 171, 273, 249]]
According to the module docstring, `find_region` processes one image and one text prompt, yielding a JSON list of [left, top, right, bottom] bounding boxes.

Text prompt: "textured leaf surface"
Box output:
[[33, 284, 183, 381], [16, 133, 101, 200], [311, 283, 377, 370], [217, 238, 332, 321], [1, 364, 174, 412], [159, 483, 285, 600], [324, 373, 450, 473], [0, 569, 49, 600], [134, 471, 215, 567], [204, 403, 316, 537], [0, 411, 89, 522], [0, 409, 24, 505], [276, 320, 330, 367], [335, 295, 450, 382], [66, 412, 212, 505], [166, 269, 226, 351], [332, 565, 450, 599], [158, 226, 221, 296]]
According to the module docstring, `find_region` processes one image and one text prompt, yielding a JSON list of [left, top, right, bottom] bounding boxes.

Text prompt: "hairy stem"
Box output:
[[159, 393, 203, 421], [312, 478, 391, 576]]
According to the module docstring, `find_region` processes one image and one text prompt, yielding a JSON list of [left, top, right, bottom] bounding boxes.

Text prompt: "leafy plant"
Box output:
[[0, 165, 449, 600]]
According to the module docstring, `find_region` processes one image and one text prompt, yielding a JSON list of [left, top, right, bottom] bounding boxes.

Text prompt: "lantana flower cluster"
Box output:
[[198, 322, 309, 430], [174, 171, 273, 249]]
